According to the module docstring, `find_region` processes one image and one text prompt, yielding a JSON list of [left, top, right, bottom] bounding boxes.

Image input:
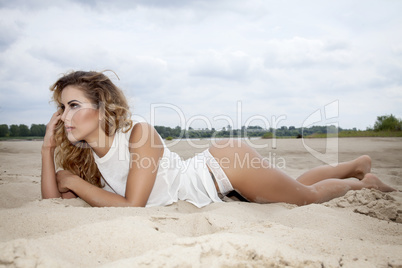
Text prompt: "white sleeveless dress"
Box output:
[[93, 124, 229, 208]]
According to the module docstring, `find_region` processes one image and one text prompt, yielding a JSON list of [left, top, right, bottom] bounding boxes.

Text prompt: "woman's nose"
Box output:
[[60, 108, 68, 122]]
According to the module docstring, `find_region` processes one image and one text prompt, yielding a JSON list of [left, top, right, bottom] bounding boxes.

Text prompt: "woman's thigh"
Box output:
[[208, 139, 317, 205]]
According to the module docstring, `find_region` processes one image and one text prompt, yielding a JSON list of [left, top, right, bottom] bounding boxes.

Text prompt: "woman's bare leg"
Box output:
[[209, 140, 395, 206], [302, 173, 395, 203], [296, 155, 372, 185]]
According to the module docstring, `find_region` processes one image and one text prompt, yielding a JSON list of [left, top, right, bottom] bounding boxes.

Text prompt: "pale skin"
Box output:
[[41, 86, 396, 207]]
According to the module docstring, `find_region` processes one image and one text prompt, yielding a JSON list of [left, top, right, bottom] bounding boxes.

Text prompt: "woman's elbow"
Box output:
[[125, 199, 147, 207], [61, 191, 78, 199], [41, 188, 62, 199]]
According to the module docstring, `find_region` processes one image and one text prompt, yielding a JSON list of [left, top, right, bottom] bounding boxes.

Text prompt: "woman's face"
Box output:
[[60, 86, 101, 144]]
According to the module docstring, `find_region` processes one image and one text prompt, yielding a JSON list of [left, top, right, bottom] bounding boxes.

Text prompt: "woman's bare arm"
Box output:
[[41, 111, 62, 199], [124, 122, 164, 206], [41, 147, 61, 198], [57, 122, 164, 207], [57, 170, 133, 206]]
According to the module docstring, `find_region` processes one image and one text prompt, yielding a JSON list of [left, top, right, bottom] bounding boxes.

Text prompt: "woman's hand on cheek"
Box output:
[[43, 111, 62, 150]]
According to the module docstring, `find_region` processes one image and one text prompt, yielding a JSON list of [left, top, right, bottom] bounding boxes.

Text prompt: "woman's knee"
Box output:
[[299, 186, 319, 205]]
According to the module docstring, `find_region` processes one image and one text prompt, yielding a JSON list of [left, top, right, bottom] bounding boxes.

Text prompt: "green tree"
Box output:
[[173, 126, 182, 138], [374, 114, 401, 131], [30, 124, 46, 136], [9, 124, 20, 137], [0, 124, 9, 137], [262, 132, 273, 139], [19, 124, 30, 136]]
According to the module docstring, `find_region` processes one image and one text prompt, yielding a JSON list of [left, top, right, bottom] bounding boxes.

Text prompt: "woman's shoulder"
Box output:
[[128, 122, 164, 150], [130, 122, 154, 137], [118, 122, 151, 139]]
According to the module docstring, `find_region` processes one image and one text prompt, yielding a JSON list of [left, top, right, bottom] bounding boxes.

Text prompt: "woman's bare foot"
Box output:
[[353, 155, 372, 180], [362, 173, 396, 192]]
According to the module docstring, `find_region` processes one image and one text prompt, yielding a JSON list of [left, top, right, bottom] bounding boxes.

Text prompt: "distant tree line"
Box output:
[[0, 124, 46, 137], [155, 124, 343, 139], [1, 114, 399, 139], [155, 114, 401, 139]]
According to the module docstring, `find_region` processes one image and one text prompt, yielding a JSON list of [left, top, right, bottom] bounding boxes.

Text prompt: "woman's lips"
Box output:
[[65, 126, 75, 132]]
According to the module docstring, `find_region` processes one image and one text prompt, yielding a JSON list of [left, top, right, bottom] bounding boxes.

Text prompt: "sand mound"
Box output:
[[325, 189, 402, 223]]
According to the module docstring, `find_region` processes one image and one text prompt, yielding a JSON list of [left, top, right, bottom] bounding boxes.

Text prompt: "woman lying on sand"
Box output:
[[41, 71, 395, 208]]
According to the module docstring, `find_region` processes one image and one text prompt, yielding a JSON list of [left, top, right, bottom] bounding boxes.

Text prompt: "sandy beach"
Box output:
[[0, 137, 401, 267]]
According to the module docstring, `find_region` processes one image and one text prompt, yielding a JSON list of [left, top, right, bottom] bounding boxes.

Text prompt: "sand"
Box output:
[[0, 138, 401, 267]]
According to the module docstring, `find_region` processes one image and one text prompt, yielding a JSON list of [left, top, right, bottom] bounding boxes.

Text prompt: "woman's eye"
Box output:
[[70, 103, 80, 109]]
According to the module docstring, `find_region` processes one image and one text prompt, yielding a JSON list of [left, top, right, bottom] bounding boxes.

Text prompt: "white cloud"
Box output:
[[189, 50, 253, 80], [0, 0, 401, 130], [264, 37, 352, 68]]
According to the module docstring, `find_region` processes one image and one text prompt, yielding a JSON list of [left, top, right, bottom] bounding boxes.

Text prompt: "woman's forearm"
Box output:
[[66, 175, 143, 207], [41, 147, 62, 199]]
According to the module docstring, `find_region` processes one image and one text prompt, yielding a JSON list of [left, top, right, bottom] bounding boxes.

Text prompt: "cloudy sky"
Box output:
[[0, 0, 401, 130]]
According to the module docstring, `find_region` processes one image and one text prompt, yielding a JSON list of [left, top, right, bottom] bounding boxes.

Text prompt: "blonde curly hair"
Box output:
[[51, 71, 133, 187]]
